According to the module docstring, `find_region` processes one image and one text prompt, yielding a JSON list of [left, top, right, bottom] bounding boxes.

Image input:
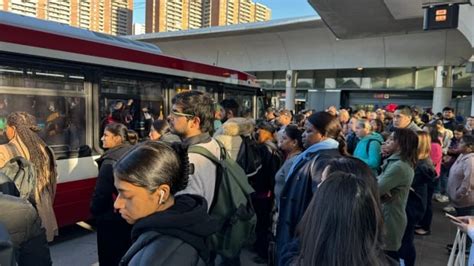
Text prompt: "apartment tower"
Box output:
[[146, 0, 271, 33], [1, 0, 133, 35]]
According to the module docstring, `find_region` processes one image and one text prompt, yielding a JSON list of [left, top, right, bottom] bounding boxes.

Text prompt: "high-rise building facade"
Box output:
[[133, 22, 146, 34], [146, 0, 270, 33], [1, 0, 133, 36]]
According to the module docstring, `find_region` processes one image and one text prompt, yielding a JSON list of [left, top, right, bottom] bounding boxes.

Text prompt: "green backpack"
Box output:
[[188, 141, 256, 258]]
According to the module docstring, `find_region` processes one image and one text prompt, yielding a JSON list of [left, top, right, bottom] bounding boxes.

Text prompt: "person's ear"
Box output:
[[190, 116, 201, 129], [113, 134, 122, 145], [154, 184, 171, 204]]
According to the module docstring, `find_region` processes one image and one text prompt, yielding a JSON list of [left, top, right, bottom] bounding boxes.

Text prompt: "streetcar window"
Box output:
[[0, 94, 87, 158], [100, 77, 164, 141], [0, 66, 84, 91]]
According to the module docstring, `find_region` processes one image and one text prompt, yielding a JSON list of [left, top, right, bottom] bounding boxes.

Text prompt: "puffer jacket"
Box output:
[[0, 193, 51, 266], [447, 153, 474, 208], [119, 194, 217, 266], [214, 117, 255, 160]]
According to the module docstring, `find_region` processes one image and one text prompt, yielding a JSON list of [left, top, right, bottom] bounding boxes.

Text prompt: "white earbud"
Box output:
[[159, 190, 165, 205]]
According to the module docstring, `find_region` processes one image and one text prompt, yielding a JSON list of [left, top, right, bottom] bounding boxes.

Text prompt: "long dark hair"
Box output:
[[325, 157, 378, 196], [295, 172, 386, 265], [307, 112, 348, 155], [425, 123, 442, 145], [462, 135, 474, 153], [104, 123, 136, 145], [114, 141, 189, 195], [151, 119, 170, 135], [371, 119, 384, 133], [393, 128, 418, 168]]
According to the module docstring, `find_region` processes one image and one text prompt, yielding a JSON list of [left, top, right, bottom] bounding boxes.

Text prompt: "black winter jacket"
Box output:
[[0, 193, 51, 266], [120, 194, 218, 266], [408, 158, 437, 219], [90, 144, 131, 218], [276, 148, 341, 265], [249, 141, 283, 196]]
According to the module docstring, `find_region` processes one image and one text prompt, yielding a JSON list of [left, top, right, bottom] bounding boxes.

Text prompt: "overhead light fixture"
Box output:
[[357, 67, 364, 71]]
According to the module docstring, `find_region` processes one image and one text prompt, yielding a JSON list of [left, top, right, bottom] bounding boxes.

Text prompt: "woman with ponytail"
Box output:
[[90, 122, 136, 266], [276, 111, 347, 265], [0, 112, 58, 242], [114, 141, 217, 265]]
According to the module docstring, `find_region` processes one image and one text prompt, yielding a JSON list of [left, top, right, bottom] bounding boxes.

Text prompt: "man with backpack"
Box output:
[[169, 91, 255, 265], [169, 91, 220, 210]]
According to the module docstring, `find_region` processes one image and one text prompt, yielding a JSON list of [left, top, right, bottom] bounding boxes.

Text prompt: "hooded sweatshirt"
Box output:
[[120, 194, 218, 266]]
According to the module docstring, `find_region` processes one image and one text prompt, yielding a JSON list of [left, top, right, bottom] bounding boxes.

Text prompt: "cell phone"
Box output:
[[445, 213, 463, 224]]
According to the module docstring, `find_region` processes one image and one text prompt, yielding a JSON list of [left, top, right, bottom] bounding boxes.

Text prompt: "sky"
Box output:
[[132, 0, 318, 24]]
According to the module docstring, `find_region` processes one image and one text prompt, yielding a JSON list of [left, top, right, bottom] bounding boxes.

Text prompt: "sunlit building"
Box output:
[[146, 0, 271, 33], [1, 0, 133, 35]]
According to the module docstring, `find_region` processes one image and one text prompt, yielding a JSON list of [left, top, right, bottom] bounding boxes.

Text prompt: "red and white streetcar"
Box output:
[[0, 10, 261, 227]]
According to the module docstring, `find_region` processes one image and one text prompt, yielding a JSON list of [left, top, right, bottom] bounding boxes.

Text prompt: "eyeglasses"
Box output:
[[170, 109, 194, 118]]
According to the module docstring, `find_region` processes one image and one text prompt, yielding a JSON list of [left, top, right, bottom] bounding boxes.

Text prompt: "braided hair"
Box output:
[[7, 112, 57, 197]]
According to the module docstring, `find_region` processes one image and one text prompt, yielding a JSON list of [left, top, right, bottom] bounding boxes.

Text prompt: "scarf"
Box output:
[[285, 138, 339, 182]]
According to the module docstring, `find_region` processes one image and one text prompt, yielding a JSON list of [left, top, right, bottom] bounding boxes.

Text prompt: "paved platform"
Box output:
[[50, 200, 459, 266], [415, 201, 458, 266]]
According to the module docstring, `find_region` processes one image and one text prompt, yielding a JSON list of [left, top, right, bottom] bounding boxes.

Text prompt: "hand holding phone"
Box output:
[[446, 213, 463, 224]]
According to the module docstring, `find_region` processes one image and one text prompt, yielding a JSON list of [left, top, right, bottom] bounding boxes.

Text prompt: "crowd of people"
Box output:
[[2, 91, 474, 266]]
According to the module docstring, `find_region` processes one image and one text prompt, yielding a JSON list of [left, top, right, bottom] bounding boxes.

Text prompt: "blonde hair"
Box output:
[[417, 131, 431, 160]]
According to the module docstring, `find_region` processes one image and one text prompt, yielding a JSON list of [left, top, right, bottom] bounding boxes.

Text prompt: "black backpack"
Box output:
[[236, 135, 262, 178]]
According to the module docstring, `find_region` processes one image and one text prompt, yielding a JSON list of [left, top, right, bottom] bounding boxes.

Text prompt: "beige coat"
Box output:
[[214, 117, 255, 160]]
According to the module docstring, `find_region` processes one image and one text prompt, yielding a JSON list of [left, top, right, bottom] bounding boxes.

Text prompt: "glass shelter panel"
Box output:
[[361, 69, 387, 89], [273, 71, 286, 89], [336, 69, 362, 88], [387, 68, 415, 89], [296, 70, 314, 89], [415, 67, 435, 90], [314, 70, 336, 89]]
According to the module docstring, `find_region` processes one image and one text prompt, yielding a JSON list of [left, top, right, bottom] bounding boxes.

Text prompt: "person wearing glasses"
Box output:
[[168, 91, 220, 210], [169, 91, 242, 264]]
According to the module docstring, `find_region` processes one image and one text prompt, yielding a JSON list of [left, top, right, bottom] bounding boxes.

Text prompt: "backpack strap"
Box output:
[[365, 139, 382, 155], [188, 140, 226, 211]]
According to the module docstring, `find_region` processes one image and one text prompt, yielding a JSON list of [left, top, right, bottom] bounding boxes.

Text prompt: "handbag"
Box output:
[[448, 229, 467, 266]]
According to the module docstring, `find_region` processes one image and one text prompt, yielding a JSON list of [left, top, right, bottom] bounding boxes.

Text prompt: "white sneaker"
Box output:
[[443, 205, 456, 213], [434, 194, 449, 203]]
